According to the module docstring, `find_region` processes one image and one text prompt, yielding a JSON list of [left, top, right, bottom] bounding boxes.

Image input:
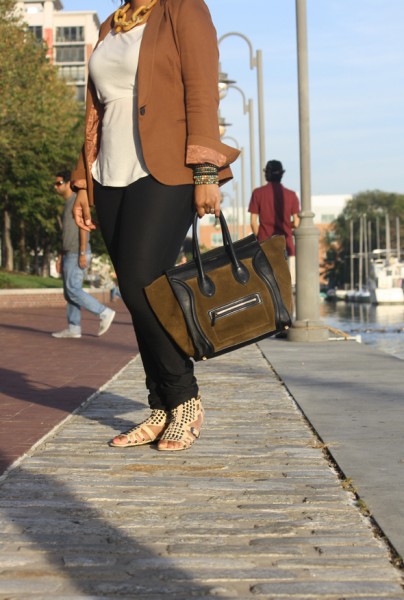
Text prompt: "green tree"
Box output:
[[325, 190, 404, 288], [0, 0, 84, 273]]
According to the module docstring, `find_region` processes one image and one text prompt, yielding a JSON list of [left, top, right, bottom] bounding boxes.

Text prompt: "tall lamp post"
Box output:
[[218, 112, 231, 138], [218, 32, 266, 185], [226, 85, 256, 193], [288, 0, 328, 342], [222, 135, 247, 238]]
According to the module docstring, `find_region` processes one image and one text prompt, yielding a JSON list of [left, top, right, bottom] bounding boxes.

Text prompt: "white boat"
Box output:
[[325, 288, 353, 302], [368, 251, 404, 305], [345, 288, 371, 303]]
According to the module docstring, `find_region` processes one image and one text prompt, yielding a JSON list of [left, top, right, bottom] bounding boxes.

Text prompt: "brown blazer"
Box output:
[[71, 0, 239, 205]]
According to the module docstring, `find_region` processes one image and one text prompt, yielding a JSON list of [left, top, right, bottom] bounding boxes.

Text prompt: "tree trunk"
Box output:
[[18, 219, 27, 272], [41, 243, 50, 277], [3, 208, 14, 271], [32, 235, 40, 275]]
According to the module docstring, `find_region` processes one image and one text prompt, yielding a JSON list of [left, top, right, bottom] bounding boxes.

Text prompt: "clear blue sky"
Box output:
[[62, 0, 404, 197]]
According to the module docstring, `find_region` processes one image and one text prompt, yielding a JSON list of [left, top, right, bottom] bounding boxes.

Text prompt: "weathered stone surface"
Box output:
[[0, 347, 403, 598]]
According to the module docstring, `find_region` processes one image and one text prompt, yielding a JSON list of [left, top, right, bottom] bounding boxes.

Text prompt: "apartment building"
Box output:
[[16, 0, 99, 101]]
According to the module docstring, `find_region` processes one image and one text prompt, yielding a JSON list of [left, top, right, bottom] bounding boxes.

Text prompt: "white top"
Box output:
[[89, 25, 149, 187]]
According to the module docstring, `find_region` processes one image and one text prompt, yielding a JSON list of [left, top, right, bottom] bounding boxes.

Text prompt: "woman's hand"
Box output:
[[72, 189, 96, 232], [194, 184, 221, 218]]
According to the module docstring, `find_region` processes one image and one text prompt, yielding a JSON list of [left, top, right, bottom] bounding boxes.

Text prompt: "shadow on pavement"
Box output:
[[0, 450, 211, 597], [0, 303, 138, 475], [0, 367, 96, 412]]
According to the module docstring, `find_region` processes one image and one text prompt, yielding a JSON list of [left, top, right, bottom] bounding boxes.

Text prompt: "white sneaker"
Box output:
[[98, 308, 116, 336], [52, 328, 81, 339]]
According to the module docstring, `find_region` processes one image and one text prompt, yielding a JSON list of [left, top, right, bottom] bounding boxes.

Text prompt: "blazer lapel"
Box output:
[[97, 14, 115, 46], [137, 0, 165, 108]]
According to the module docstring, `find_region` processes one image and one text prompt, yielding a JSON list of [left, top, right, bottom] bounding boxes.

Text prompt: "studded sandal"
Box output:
[[109, 409, 169, 448], [157, 396, 204, 452]]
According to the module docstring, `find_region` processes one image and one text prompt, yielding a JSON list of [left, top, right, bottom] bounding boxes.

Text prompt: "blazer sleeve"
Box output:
[[71, 146, 87, 191], [70, 18, 112, 191], [175, 0, 239, 168]]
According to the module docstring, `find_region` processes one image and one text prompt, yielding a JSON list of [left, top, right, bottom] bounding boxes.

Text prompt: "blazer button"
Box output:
[[139, 106, 146, 116]]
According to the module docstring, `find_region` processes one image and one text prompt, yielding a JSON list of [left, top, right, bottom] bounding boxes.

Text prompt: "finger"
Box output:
[[196, 206, 206, 218], [72, 207, 84, 226], [82, 206, 95, 229], [73, 208, 94, 232]]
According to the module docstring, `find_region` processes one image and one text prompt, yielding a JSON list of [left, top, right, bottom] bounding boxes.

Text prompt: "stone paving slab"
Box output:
[[259, 338, 404, 561], [0, 346, 403, 598]]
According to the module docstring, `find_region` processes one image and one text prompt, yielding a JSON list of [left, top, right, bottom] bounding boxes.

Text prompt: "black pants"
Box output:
[[94, 176, 198, 411]]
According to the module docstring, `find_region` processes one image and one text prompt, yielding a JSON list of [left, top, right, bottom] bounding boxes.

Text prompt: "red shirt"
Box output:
[[248, 182, 300, 256]]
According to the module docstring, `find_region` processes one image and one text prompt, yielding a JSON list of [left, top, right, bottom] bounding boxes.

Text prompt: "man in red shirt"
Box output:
[[249, 160, 300, 286], [249, 160, 300, 252]]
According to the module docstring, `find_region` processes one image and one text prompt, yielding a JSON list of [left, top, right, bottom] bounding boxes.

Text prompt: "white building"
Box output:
[[311, 194, 352, 225], [16, 0, 99, 101]]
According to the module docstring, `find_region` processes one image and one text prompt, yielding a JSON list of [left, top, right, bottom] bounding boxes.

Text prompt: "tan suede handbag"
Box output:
[[145, 212, 292, 361]]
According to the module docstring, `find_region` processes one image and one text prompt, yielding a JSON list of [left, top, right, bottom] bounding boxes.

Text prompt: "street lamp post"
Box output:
[[226, 85, 256, 193], [218, 111, 232, 138], [218, 70, 236, 100], [232, 181, 239, 239], [222, 135, 247, 238], [220, 83, 255, 237], [218, 32, 266, 185], [288, 0, 328, 342]]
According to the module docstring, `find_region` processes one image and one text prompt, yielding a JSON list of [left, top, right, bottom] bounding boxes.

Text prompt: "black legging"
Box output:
[[94, 176, 198, 411]]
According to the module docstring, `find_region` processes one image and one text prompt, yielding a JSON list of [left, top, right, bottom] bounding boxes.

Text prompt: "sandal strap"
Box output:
[[160, 397, 204, 448], [119, 409, 168, 443]]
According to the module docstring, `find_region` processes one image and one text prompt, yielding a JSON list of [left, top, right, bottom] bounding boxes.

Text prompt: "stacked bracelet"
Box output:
[[193, 163, 219, 186]]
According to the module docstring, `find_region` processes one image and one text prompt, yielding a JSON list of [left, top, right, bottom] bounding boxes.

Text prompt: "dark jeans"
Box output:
[[94, 176, 198, 411]]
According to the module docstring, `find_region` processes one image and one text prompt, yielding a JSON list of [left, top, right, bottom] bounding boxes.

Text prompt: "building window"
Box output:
[[211, 233, 223, 246], [55, 26, 84, 42], [59, 65, 86, 82], [75, 85, 86, 103], [26, 4, 42, 14], [55, 45, 85, 63], [28, 25, 43, 41]]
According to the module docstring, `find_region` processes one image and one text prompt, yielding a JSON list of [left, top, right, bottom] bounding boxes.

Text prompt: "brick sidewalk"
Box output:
[[0, 300, 137, 474]]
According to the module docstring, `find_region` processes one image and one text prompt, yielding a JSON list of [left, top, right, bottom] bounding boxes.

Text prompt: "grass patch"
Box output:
[[0, 270, 64, 289]]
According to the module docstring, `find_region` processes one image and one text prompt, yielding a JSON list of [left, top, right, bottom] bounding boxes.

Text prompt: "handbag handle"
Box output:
[[192, 211, 250, 297]]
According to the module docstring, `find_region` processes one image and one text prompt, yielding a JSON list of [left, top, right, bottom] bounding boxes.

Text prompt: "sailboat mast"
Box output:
[[363, 214, 369, 282], [376, 216, 380, 249], [359, 216, 363, 289], [350, 219, 354, 290], [396, 216, 401, 261], [385, 212, 391, 262]]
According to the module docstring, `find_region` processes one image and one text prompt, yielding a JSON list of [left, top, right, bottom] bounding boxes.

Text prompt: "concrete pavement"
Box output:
[[260, 338, 404, 565], [0, 342, 403, 598]]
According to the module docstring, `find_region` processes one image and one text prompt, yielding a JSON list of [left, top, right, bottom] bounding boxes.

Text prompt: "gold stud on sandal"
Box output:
[[109, 409, 169, 448], [157, 396, 204, 452]]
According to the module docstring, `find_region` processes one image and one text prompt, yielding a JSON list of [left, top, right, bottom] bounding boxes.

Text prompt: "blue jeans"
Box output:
[[62, 252, 106, 332]]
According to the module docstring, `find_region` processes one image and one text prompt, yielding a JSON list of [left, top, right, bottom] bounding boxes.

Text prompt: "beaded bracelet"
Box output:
[[193, 163, 219, 186]]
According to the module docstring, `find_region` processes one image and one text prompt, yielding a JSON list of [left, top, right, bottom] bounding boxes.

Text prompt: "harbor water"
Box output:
[[320, 301, 404, 361]]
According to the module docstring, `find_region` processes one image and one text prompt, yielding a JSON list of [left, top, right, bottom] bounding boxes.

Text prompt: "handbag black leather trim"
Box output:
[[169, 278, 214, 359], [252, 249, 291, 330]]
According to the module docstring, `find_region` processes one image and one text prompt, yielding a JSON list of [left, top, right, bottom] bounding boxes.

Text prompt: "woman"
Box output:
[[71, 0, 239, 451]]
